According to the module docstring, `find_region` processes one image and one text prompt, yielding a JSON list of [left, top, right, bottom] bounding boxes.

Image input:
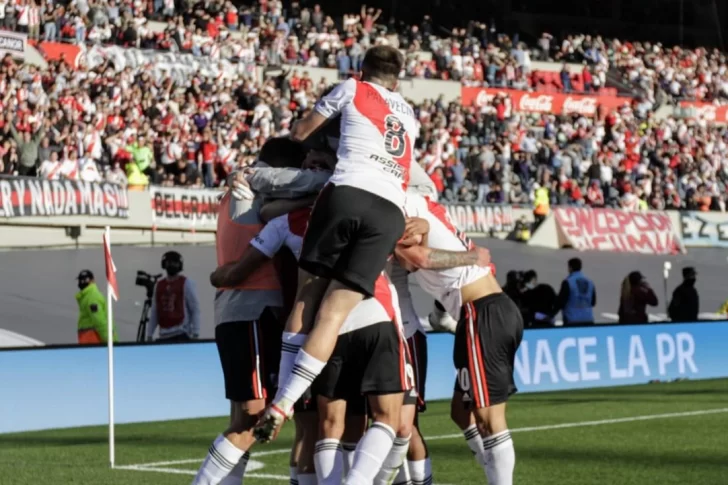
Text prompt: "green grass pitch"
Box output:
[[2, 379, 727, 485]]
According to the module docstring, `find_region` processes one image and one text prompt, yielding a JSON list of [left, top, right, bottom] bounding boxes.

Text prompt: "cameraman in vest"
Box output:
[[147, 251, 201, 342], [554, 257, 596, 326]]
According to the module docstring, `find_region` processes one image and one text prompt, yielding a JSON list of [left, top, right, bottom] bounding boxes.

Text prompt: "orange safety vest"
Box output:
[[216, 192, 281, 291], [155, 277, 187, 329]]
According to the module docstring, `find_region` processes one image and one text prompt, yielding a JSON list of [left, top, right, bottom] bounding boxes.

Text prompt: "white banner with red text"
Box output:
[[553, 207, 681, 255], [461, 86, 632, 118], [149, 186, 222, 230], [443, 203, 516, 235]]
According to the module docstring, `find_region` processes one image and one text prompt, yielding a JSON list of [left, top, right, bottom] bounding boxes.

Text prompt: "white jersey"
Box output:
[[250, 208, 403, 334], [404, 193, 490, 319], [314, 78, 418, 209], [388, 260, 425, 338]]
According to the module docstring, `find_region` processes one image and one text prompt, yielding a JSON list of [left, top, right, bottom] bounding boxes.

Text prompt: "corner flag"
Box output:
[[103, 230, 119, 301], [103, 226, 117, 468]]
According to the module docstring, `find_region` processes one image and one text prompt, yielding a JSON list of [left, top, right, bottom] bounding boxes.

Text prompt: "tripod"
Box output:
[[136, 298, 153, 343]]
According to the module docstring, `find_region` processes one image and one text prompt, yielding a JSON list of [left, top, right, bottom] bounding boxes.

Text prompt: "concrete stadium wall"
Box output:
[[2, 321, 726, 434]]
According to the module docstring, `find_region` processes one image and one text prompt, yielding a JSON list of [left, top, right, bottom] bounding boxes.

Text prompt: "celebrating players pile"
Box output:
[[194, 45, 524, 485]]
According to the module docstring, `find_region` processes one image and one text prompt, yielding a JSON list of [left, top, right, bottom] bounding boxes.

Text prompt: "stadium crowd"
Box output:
[[0, 0, 727, 211]]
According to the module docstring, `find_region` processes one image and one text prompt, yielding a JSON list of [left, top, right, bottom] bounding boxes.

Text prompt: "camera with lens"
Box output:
[[135, 270, 162, 299]]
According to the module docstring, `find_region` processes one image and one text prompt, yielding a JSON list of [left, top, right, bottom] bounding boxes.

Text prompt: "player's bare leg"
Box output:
[[342, 412, 367, 474], [192, 399, 263, 485], [471, 402, 513, 485], [315, 397, 347, 485], [344, 392, 404, 485], [258, 270, 330, 442], [289, 417, 304, 485], [407, 416, 432, 485], [296, 411, 319, 485], [375, 402, 416, 485], [450, 390, 488, 473], [257, 280, 364, 442]]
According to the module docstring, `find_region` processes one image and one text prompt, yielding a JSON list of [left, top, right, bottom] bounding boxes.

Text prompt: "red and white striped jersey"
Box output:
[[314, 78, 417, 210], [403, 193, 491, 318], [250, 207, 402, 334]]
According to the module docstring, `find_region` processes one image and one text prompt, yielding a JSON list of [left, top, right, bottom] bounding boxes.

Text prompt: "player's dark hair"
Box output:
[[524, 270, 537, 282], [361, 45, 404, 87], [258, 137, 307, 169], [568, 258, 582, 272]]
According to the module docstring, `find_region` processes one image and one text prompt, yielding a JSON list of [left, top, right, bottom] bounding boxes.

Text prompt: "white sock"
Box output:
[[344, 422, 396, 485], [408, 458, 432, 485], [314, 439, 344, 485], [278, 333, 307, 397], [297, 473, 317, 485], [192, 435, 245, 485], [342, 441, 357, 475], [374, 434, 410, 485], [394, 460, 412, 485], [482, 430, 515, 485], [289, 466, 298, 485], [219, 452, 250, 485], [276, 349, 327, 408], [463, 424, 487, 471]]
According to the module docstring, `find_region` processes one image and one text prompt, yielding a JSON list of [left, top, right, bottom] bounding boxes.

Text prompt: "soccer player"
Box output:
[[255, 45, 422, 442], [191, 138, 322, 485], [395, 193, 524, 485], [212, 199, 489, 485]]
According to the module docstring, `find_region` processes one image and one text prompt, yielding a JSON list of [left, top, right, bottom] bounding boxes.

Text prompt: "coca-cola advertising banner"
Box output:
[[444, 203, 515, 234], [554, 207, 681, 255], [461, 87, 631, 117], [679, 101, 728, 124]]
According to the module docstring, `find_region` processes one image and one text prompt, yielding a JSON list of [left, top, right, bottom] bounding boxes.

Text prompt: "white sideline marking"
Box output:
[[117, 407, 728, 481], [427, 407, 728, 441]]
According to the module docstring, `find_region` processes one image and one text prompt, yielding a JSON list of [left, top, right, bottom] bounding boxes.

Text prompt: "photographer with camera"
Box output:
[[145, 251, 201, 342]]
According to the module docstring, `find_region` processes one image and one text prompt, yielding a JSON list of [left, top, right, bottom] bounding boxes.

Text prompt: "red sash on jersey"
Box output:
[[154, 277, 186, 329]]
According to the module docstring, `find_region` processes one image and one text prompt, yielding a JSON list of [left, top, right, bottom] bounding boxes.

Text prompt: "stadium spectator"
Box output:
[[618, 271, 658, 324], [668, 267, 699, 322]]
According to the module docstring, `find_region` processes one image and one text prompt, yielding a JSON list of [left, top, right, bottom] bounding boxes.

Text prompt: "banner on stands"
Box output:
[[83, 46, 256, 83], [680, 212, 728, 247], [150, 186, 221, 230], [679, 101, 728, 124], [0, 177, 128, 218], [0, 31, 26, 61], [554, 207, 680, 254], [461, 87, 631, 117], [445, 203, 515, 234]]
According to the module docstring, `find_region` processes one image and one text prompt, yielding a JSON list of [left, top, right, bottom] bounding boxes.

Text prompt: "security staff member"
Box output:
[[554, 258, 596, 326], [76, 270, 118, 344], [533, 184, 550, 230], [147, 251, 201, 342], [668, 267, 699, 322]]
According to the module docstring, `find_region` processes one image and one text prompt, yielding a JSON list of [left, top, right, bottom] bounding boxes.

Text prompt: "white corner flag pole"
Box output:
[[105, 226, 116, 469]]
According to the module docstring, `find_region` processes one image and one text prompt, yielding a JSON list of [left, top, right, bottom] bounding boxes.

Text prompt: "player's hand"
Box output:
[[210, 263, 234, 288], [474, 246, 491, 268], [227, 171, 254, 200], [404, 217, 429, 238]]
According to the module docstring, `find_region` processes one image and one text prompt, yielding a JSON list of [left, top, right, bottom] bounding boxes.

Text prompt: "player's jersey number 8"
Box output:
[[384, 114, 406, 158]]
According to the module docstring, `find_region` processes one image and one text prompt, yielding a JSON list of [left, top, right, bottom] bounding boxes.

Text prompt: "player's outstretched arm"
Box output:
[[209, 246, 270, 288], [395, 244, 491, 271], [260, 194, 318, 222]]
